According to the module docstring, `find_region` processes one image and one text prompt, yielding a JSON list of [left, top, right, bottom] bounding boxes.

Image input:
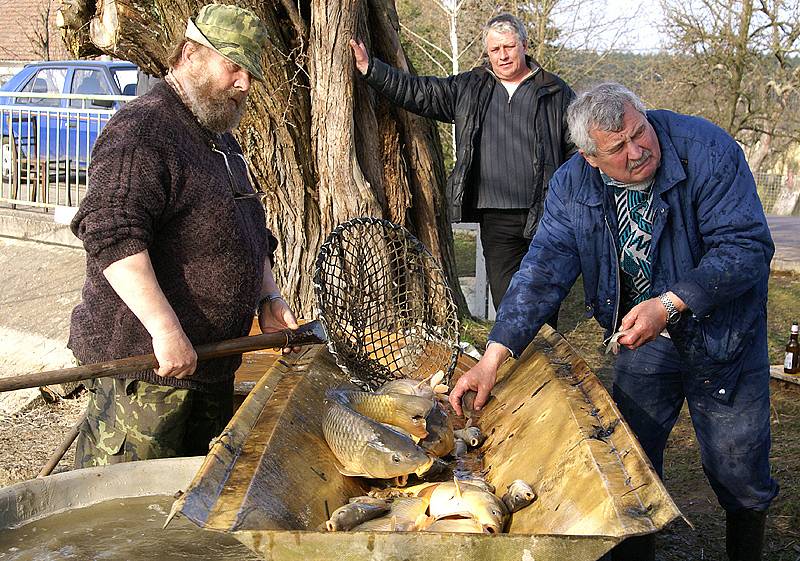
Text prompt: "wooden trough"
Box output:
[[173, 326, 682, 561]]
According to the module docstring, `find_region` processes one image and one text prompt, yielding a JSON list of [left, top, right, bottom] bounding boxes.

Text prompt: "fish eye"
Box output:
[[391, 453, 401, 463]]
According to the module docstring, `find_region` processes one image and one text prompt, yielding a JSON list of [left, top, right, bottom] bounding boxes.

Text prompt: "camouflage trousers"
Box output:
[[75, 377, 233, 468]]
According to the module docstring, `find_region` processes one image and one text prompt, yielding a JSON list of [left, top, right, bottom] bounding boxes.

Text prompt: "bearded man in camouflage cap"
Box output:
[[70, 4, 298, 467]]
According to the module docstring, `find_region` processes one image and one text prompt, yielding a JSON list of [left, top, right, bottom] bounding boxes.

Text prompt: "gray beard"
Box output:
[[182, 70, 247, 134]]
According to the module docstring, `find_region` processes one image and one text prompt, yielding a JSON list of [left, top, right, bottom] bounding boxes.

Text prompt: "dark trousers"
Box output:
[[479, 209, 558, 327], [613, 335, 777, 511], [606, 335, 777, 561]]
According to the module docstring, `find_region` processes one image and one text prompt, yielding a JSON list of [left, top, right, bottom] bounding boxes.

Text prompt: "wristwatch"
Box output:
[[658, 293, 681, 325]]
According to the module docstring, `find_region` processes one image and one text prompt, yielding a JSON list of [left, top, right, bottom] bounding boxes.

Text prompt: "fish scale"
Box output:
[[327, 389, 433, 438], [322, 399, 433, 479]]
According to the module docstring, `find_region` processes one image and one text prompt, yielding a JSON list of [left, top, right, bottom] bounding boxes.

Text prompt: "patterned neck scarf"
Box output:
[[601, 172, 656, 313]]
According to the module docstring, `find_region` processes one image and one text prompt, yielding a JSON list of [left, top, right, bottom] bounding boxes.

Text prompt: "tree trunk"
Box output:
[[57, 0, 470, 318]]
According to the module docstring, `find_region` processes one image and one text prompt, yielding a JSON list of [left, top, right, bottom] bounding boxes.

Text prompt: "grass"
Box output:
[[455, 239, 800, 559], [767, 272, 800, 364], [453, 230, 477, 277]]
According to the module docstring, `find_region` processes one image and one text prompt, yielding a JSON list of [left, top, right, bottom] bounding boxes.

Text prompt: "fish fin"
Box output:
[[336, 465, 366, 477], [429, 370, 445, 388], [390, 515, 397, 531], [162, 500, 181, 529], [452, 476, 464, 499]]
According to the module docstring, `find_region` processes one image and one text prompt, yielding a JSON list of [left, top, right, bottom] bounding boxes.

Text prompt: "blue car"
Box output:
[[0, 60, 141, 202]]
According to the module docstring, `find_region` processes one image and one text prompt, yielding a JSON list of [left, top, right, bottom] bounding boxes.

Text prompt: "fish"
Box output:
[[424, 478, 509, 534], [453, 426, 485, 448], [348, 496, 391, 506], [351, 497, 430, 532], [327, 388, 434, 439], [453, 438, 468, 457], [351, 515, 409, 532], [422, 517, 487, 534], [419, 401, 454, 457], [501, 480, 536, 513], [376, 378, 436, 400], [326, 500, 390, 531], [322, 398, 434, 480], [455, 476, 495, 494]]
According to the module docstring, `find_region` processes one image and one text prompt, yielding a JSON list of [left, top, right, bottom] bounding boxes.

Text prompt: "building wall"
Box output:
[[0, 0, 71, 65]]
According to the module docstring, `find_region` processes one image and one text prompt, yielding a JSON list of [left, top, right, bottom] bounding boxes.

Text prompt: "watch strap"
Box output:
[[658, 293, 680, 324]]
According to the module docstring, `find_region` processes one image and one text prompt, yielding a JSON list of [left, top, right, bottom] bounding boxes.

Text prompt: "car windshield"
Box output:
[[112, 69, 138, 97]]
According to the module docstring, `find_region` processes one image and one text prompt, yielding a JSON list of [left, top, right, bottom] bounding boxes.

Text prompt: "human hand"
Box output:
[[258, 297, 301, 354], [449, 345, 508, 416], [349, 39, 369, 75], [152, 327, 197, 379], [617, 298, 668, 350]]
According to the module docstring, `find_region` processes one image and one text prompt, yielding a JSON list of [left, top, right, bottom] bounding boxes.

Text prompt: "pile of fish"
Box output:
[[325, 477, 536, 534], [322, 373, 453, 483], [321, 374, 536, 534]]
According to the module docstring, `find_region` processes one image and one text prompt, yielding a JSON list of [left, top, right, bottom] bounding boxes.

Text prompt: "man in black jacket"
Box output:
[[350, 13, 575, 316]]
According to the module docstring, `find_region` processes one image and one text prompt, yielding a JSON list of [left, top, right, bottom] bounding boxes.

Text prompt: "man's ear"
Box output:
[[182, 40, 200, 64], [580, 150, 600, 169]]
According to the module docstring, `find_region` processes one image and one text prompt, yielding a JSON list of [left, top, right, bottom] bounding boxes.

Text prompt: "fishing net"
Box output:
[[314, 217, 460, 391]]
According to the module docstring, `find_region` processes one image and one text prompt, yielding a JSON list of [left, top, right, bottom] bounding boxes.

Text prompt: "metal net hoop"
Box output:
[[313, 217, 460, 391]]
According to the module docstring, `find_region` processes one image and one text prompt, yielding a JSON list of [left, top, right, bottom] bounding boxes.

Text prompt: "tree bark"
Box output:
[[57, 0, 469, 318]]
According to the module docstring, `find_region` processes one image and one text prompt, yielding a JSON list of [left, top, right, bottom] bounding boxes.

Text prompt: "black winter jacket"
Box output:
[[364, 56, 576, 237]]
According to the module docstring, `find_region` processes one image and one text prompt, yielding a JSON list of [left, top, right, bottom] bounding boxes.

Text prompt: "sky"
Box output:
[[552, 0, 669, 54], [609, 0, 668, 53]]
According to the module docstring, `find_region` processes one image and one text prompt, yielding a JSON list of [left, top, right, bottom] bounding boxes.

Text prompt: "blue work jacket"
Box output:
[[489, 110, 774, 401]]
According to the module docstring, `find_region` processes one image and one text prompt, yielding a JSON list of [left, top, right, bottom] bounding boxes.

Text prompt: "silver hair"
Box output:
[[482, 13, 527, 48], [566, 83, 648, 156]]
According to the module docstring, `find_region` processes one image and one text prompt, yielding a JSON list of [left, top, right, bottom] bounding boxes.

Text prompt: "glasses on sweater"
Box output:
[[210, 142, 265, 202]]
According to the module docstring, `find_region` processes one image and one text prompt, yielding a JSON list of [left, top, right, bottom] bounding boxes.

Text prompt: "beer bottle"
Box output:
[[785, 322, 799, 374]]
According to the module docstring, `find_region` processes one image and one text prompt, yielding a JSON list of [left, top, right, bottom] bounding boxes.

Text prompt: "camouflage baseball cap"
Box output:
[[185, 4, 267, 82]]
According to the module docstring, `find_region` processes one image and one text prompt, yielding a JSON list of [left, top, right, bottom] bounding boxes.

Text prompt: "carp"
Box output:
[[326, 500, 389, 531], [423, 478, 509, 534], [422, 517, 487, 534], [351, 497, 430, 532], [376, 378, 436, 400], [419, 401, 454, 457], [453, 426, 485, 448], [501, 479, 536, 513], [322, 398, 434, 480], [327, 388, 434, 439]]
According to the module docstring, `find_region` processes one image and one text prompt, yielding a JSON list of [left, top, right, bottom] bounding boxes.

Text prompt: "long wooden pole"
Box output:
[[38, 412, 86, 478], [0, 320, 327, 394]]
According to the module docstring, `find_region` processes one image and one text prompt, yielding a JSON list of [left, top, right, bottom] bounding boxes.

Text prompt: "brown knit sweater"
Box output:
[[69, 81, 276, 391]]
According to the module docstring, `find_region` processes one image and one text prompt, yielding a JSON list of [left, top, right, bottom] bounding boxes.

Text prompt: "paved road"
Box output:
[[767, 216, 800, 272]]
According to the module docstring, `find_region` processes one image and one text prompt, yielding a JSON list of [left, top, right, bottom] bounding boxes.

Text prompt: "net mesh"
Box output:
[[313, 217, 460, 391]]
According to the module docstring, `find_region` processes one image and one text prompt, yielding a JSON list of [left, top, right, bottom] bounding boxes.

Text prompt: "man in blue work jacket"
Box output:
[[450, 83, 778, 561]]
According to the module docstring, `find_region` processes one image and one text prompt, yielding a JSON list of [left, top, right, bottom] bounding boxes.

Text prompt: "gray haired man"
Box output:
[[350, 14, 575, 317], [450, 83, 777, 560]]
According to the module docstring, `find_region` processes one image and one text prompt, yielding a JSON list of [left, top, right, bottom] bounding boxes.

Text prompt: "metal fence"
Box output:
[[754, 172, 800, 216], [0, 92, 130, 210]]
